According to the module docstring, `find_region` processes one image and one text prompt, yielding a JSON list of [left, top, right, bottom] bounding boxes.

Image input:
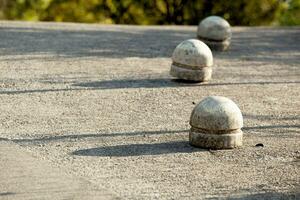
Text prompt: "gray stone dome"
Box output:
[[172, 39, 213, 68], [197, 16, 231, 41], [190, 96, 243, 131]]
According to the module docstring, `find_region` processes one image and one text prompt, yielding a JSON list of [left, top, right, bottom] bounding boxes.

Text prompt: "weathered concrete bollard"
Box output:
[[189, 96, 243, 149], [170, 39, 213, 82], [197, 16, 231, 51]]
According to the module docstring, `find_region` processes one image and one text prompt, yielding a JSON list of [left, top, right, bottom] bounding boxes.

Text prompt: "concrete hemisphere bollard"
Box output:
[[189, 96, 243, 149], [197, 16, 232, 51], [170, 39, 213, 82]]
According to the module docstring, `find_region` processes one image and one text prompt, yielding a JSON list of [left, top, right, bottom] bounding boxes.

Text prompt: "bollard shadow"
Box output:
[[72, 78, 203, 89], [12, 129, 189, 144], [72, 79, 300, 90], [72, 141, 205, 157], [1, 79, 298, 95], [0, 192, 16, 196]]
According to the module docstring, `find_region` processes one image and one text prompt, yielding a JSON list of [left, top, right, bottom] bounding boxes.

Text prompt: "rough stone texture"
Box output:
[[172, 39, 213, 67], [0, 21, 299, 199], [197, 16, 231, 41], [190, 96, 243, 131], [189, 129, 243, 149], [170, 39, 213, 81], [198, 37, 231, 51], [197, 16, 231, 51], [170, 64, 212, 82], [189, 96, 243, 149]]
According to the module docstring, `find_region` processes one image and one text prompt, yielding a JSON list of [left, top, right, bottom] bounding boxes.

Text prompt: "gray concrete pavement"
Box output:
[[0, 21, 299, 199], [0, 140, 115, 200]]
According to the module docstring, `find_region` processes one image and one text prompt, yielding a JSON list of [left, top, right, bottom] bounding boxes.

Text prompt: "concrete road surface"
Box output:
[[0, 140, 115, 200], [0, 21, 299, 199]]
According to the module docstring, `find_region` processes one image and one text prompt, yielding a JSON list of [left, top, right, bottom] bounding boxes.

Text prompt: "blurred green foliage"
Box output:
[[0, 0, 299, 25], [280, 0, 300, 25]]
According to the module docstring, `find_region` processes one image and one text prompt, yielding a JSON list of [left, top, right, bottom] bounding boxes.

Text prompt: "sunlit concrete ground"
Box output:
[[0, 21, 299, 199]]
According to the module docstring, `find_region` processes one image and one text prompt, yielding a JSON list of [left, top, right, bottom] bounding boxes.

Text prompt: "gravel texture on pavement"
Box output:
[[0, 21, 299, 199]]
